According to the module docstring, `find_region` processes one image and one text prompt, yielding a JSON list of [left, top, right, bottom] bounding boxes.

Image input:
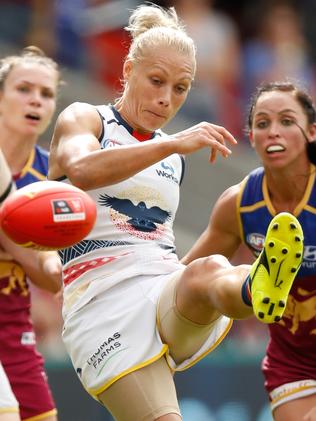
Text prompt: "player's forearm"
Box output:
[[0, 231, 62, 293], [181, 225, 241, 264], [181, 235, 212, 264], [65, 138, 177, 191], [0, 148, 15, 203], [31, 251, 62, 293], [20, 251, 62, 294]]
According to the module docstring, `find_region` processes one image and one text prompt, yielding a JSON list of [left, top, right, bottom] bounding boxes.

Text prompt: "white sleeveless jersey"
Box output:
[[59, 104, 185, 316], [59, 106, 232, 395]]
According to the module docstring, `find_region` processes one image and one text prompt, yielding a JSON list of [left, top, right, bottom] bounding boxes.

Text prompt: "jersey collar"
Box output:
[[111, 105, 156, 142]]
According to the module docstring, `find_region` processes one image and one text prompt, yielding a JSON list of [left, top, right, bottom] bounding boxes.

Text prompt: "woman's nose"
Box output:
[[268, 122, 280, 137], [29, 91, 42, 106], [158, 87, 171, 106]]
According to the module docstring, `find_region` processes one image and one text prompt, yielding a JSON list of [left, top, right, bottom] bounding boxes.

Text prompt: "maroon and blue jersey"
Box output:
[[0, 145, 48, 316], [238, 166, 316, 392], [14, 145, 48, 189], [0, 145, 56, 420]]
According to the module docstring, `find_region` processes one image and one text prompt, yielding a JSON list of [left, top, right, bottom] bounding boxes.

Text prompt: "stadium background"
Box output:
[[1, 1, 315, 420]]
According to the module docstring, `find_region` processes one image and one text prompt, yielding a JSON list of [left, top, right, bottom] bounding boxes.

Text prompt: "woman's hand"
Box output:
[[37, 251, 63, 294], [0, 229, 62, 294], [170, 122, 237, 162]]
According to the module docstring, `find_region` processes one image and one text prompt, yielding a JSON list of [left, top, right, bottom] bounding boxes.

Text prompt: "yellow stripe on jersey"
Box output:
[[19, 148, 46, 180], [237, 176, 249, 244], [19, 148, 35, 178], [28, 167, 46, 180], [294, 169, 315, 216]]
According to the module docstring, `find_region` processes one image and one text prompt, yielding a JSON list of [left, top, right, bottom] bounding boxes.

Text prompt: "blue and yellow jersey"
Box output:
[[237, 166, 316, 388], [14, 145, 48, 189], [0, 145, 48, 315], [237, 166, 316, 278]]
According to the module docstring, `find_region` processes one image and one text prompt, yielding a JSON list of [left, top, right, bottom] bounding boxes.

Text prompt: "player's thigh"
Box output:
[[98, 356, 181, 421], [158, 270, 221, 364], [274, 394, 316, 421]]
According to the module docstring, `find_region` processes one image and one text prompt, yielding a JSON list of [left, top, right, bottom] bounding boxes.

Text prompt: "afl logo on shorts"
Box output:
[[52, 199, 86, 222], [247, 232, 265, 253]]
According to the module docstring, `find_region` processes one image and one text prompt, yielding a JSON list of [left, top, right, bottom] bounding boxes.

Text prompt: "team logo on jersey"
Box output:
[[247, 232, 265, 253], [302, 245, 316, 261], [280, 287, 316, 335], [51, 198, 85, 222], [161, 162, 174, 174], [156, 161, 179, 184], [301, 245, 316, 270], [0, 262, 28, 297], [101, 138, 121, 148], [98, 187, 171, 240]]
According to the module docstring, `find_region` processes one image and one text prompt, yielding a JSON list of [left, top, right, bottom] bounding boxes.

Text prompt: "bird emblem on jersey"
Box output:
[[99, 194, 171, 232]]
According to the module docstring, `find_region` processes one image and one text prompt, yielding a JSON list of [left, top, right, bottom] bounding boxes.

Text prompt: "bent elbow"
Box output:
[[66, 163, 92, 191]]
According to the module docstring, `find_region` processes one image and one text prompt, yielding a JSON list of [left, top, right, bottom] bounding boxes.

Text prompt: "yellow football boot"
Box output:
[[250, 212, 304, 323]]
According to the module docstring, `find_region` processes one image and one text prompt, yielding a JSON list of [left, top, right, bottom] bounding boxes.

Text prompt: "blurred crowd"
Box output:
[[2, 0, 316, 139], [1, 0, 315, 361]]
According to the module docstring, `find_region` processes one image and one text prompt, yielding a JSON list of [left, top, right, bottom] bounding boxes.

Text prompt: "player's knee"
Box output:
[[190, 254, 229, 274], [184, 255, 230, 294]]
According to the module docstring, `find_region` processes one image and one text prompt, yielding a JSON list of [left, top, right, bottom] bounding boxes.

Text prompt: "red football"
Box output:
[[0, 181, 97, 250]]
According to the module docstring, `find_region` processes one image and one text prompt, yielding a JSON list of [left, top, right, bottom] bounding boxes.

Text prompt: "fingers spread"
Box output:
[[207, 124, 238, 146]]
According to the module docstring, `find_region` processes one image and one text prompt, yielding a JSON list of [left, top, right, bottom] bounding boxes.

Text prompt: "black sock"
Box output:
[[241, 274, 252, 307]]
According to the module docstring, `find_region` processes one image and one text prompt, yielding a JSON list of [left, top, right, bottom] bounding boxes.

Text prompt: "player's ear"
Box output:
[[248, 130, 255, 148], [123, 59, 133, 82], [309, 122, 316, 139]]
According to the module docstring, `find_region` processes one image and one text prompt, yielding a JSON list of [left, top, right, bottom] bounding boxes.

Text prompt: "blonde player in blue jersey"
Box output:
[[48, 4, 304, 421], [0, 47, 63, 420], [0, 148, 59, 421], [182, 81, 316, 421], [0, 144, 63, 421]]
